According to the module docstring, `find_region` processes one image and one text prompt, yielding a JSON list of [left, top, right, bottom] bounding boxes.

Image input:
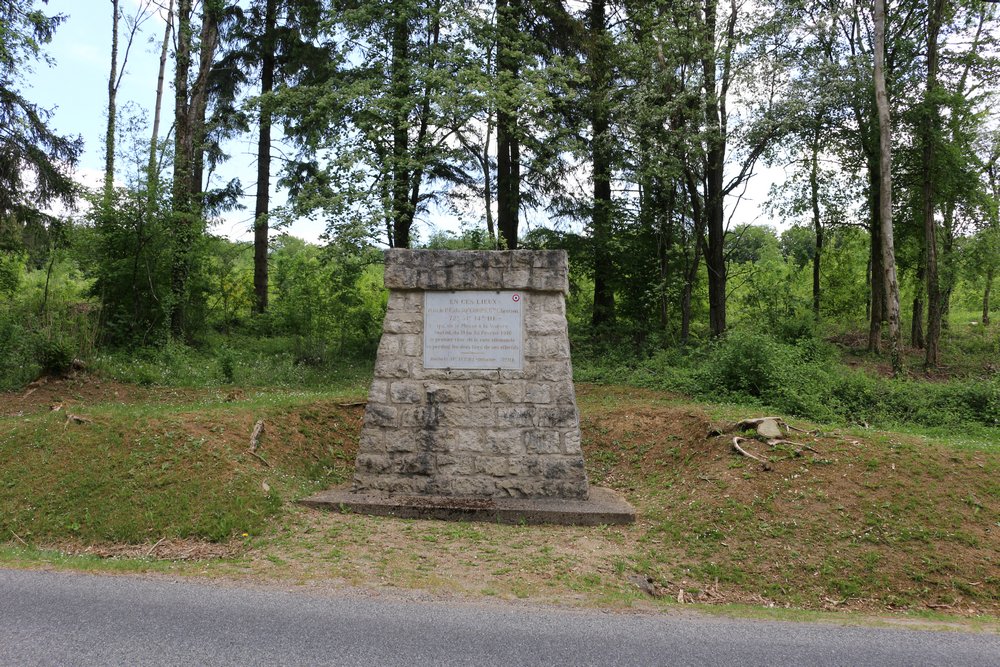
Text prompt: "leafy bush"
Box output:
[[34, 335, 74, 376], [575, 328, 999, 431], [0, 312, 35, 390]]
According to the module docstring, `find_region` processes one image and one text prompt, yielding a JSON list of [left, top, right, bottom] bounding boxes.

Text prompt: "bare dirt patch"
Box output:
[[3, 374, 207, 417]]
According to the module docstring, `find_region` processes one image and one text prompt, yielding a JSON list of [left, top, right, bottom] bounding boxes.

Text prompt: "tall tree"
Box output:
[[104, 1, 159, 199], [212, 0, 326, 313], [170, 0, 224, 336], [873, 0, 903, 376], [588, 0, 615, 326], [920, 0, 946, 368], [0, 1, 82, 225]]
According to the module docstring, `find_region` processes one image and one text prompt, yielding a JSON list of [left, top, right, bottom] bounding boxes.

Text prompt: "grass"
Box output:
[[0, 358, 998, 624]]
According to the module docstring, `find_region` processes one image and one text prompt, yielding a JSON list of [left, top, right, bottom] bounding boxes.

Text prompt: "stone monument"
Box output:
[[301, 249, 635, 525]]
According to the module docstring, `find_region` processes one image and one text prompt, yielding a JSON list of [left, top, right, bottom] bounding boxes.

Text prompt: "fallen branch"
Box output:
[[146, 537, 166, 557], [65, 413, 92, 425], [247, 450, 270, 467], [249, 419, 265, 453], [766, 438, 805, 449], [337, 401, 367, 408], [732, 437, 768, 464], [10, 530, 29, 547]]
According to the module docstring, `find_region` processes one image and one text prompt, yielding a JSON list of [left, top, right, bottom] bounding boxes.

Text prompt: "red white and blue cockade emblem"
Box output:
[[511, 293, 520, 302]]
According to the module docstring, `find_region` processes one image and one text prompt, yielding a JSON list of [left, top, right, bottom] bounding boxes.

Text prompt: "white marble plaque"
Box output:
[[423, 291, 523, 370]]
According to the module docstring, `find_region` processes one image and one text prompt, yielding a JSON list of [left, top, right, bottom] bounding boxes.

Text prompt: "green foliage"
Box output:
[[91, 336, 372, 390], [0, 249, 25, 296], [87, 186, 174, 347], [267, 236, 385, 362], [33, 335, 73, 376], [0, 1, 82, 222], [0, 226, 98, 389], [0, 309, 34, 390], [576, 327, 1000, 431]]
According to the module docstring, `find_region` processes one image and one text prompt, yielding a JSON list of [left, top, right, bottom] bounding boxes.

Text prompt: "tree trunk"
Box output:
[[406, 1, 442, 236], [702, 0, 727, 337], [984, 267, 993, 326], [104, 0, 120, 202], [170, 0, 195, 337], [390, 3, 412, 249], [874, 0, 903, 377], [496, 0, 520, 250], [809, 126, 822, 320], [590, 0, 614, 327], [483, 113, 496, 247], [252, 0, 277, 315], [922, 0, 944, 368], [867, 160, 883, 353], [681, 167, 706, 346], [169, 0, 219, 337], [189, 10, 220, 199], [911, 265, 925, 348], [659, 185, 676, 329], [148, 0, 173, 187]]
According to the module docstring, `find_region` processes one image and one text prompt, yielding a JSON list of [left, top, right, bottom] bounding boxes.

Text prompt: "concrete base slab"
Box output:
[[298, 486, 636, 526]]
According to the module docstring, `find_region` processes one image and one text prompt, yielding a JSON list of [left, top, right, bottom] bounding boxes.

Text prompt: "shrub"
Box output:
[[34, 335, 74, 376]]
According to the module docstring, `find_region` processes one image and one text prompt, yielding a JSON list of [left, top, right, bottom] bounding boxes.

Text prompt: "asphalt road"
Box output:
[[1, 569, 998, 666]]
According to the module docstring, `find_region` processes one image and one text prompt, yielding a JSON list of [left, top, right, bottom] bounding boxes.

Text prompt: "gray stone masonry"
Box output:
[[353, 249, 589, 500]]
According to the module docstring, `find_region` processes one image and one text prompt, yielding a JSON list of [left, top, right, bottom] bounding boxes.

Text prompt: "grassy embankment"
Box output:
[[1, 339, 997, 620]]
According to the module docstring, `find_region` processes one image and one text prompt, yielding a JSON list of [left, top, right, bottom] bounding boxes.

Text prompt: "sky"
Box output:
[[28, 0, 783, 247], [31, 0, 324, 243]]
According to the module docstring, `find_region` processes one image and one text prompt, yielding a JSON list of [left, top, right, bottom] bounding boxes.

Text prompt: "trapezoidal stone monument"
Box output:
[[301, 249, 635, 525]]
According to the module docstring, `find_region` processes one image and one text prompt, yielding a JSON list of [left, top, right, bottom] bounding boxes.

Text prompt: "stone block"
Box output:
[[367, 379, 390, 404], [496, 405, 535, 428], [475, 456, 509, 477], [486, 430, 525, 455], [563, 430, 582, 455], [385, 434, 420, 453], [468, 385, 490, 403], [504, 268, 531, 287], [508, 455, 541, 477], [364, 405, 398, 428], [374, 357, 410, 379], [358, 428, 385, 453], [425, 383, 467, 403], [524, 383, 552, 404], [390, 382, 424, 404], [396, 453, 435, 476], [384, 315, 421, 335], [355, 454, 392, 474], [551, 382, 577, 405], [491, 383, 525, 403], [437, 406, 495, 428], [527, 314, 565, 336], [450, 477, 498, 497], [377, 334, 399, 356], [436, 455, 475, 476], [524, 430, 561, 454], [409, 366, 501, 382], [399, 335, 422, 357], [387, 291, 423, 312], [534, 405, 577, 428], [451, 429, 486, 453]]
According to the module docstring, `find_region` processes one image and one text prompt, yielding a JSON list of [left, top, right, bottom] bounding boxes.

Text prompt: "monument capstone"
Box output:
[[301, 249, 635, 524]]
